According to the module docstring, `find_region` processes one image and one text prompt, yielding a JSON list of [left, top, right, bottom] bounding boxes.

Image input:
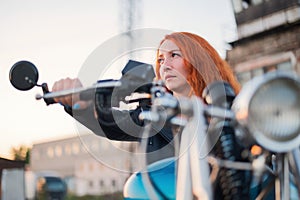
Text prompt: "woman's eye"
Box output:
[[171, 53, 180, 58], [157, 58, 164, 64]]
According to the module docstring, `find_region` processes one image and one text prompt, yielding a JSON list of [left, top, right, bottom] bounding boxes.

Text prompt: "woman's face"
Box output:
[[158, 39, 191, 97]]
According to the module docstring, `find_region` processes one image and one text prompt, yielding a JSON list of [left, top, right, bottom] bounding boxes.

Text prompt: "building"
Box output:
[[0, 157, 25, 199], [30, 133, 139, 196], [227, 0, 300, 85]]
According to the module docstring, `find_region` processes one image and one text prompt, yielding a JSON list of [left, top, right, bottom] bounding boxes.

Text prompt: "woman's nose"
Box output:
[[161, 63, 172, 72], [163, 56, 173, 66], [159, 63, 171, 77]]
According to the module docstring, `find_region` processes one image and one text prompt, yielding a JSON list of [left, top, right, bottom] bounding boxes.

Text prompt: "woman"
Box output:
[[52, 31, 242, 199], [52, 32, 240, 164], [155, 32, 240, 98]]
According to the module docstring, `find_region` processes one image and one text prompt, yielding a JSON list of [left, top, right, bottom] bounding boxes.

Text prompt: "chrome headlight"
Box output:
[[232, 72, 300, 152]]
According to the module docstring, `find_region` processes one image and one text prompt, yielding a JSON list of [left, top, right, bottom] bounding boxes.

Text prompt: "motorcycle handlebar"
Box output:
[[35, 80, 121, 102]]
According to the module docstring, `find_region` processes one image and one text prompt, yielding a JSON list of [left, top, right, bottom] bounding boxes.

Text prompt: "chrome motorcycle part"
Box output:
[[232, 72, 300, 152]]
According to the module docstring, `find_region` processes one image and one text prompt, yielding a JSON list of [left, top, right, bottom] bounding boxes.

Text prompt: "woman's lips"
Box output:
[[165, 75, 176, 81]]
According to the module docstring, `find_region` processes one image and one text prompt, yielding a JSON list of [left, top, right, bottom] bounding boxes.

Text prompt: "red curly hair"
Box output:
[[155, 32, 240, 97]]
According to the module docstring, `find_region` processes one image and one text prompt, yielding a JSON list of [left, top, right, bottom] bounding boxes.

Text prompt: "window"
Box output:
[[80, 163, 85, 172], [55, 145, 62, 157], [232, 0, 266, 13], [72, 143, 80, 155], [47, 147, 54, 158], [252, 67, 264, 77], [99, 180, 105, 187], [89, 180, 93, 188], [235, 52, 296, 85], [64, 144, 72, 155], [237, 71, 251, 85], [111, 179, 116, 187], [89, 163, 94, 172], [232, 0, 243, 13], [277, 61, 293, 71], [237, 61, 293, 84], [242, 0, 251, 9], [251, 0, 263, 6]]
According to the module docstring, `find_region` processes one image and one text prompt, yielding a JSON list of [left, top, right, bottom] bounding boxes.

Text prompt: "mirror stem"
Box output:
[[41, 83, 56, 105]]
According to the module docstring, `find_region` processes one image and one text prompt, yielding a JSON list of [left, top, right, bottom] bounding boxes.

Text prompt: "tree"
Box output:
[[10, 145, 31, 164]]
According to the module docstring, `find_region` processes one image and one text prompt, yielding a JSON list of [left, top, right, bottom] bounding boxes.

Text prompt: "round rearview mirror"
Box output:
[[9, 60, 39, 91]]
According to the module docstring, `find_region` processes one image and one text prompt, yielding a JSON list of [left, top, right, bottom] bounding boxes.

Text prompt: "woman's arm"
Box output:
[[65, 104, 145, 141], [52, 77, 147, 141]]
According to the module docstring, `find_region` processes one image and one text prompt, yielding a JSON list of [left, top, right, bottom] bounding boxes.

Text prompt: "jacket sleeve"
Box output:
[[64, 104, 145, 141]]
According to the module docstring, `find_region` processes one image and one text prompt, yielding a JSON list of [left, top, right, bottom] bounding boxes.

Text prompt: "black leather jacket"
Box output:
[[65, 104, 175, 164]]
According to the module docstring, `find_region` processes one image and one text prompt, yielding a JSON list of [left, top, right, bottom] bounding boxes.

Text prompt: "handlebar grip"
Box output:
[[79, 88, 95, 101], [41, 83, 57, 105]]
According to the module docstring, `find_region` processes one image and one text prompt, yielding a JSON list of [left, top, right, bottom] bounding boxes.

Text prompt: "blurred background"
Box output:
[[1, 0, 300, 199]]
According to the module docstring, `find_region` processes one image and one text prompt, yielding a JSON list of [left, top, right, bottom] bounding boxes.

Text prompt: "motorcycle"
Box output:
[[9, 60, 300, 199]]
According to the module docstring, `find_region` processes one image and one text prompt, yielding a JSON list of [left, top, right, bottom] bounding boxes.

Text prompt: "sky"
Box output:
[[0, 0, 237, 159]]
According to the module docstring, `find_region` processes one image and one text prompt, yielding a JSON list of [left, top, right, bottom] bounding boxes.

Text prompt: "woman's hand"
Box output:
[[52, 78, 90, 110]]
